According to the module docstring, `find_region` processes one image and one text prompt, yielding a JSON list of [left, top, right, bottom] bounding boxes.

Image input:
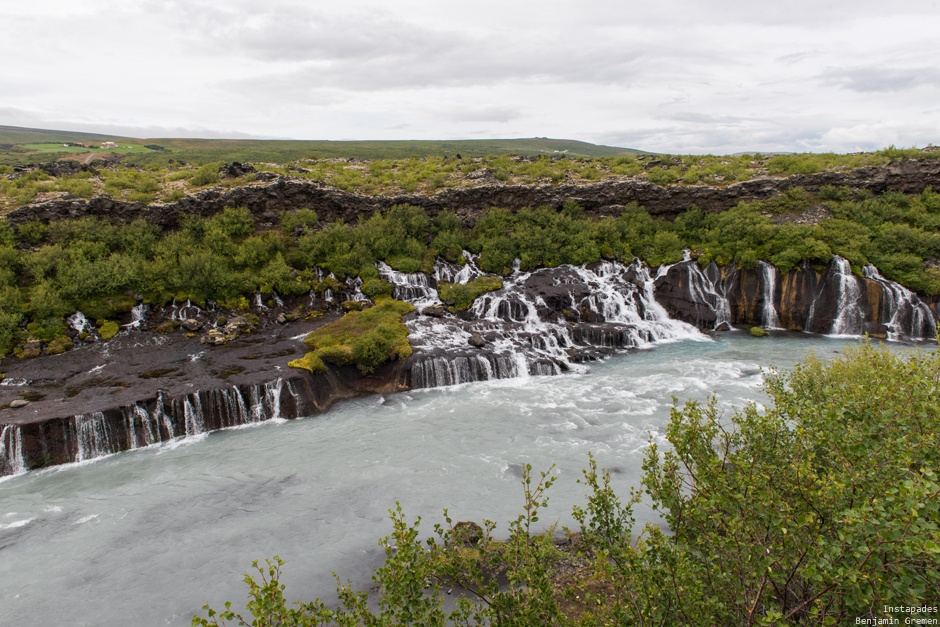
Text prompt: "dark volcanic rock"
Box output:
[[468, 333, 486, 347], [8, 159, 940, 229], [0, 312, 411, 474]]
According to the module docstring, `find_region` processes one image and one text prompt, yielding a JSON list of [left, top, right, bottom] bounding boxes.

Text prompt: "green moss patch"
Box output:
[[98, 321, 120, 340], [750, 326, 767, 337], [290, 298, 414, 374], [437, 276, 503, 310], [45, 336, 73, 354]]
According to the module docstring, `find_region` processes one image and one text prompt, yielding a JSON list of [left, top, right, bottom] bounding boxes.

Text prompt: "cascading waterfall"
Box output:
[[681, 261, 732, 329], [861, 265, 936, 339], [0, 425, 26, 476], [125, 304, 149, 329], [253, 293, 269, 310], [74, 412, 115, 462], [3, 380, 291, 475], [170, 299, 201, 321], [377, 261, 441, 308], [392, 258, 703, 389], [828, 257, 864, 336], [67, 311, 92, 334], [758, 261, 782, 329]]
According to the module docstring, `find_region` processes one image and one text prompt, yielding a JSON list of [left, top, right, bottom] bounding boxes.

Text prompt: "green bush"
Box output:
[[281, 209, 318, 235], [202, 341, 940, 627], [190, 164, 221, 186]]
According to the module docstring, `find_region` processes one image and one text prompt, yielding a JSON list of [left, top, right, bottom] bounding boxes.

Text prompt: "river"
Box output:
[[0, 333, 914, 626]]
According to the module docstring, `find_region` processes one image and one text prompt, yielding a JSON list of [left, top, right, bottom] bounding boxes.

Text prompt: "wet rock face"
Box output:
[[8, 159, 940, 228], [653, 258, 938, 339]]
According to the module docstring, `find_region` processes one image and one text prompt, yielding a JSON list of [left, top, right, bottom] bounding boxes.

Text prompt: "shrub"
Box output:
[[281, 209, 318, 235], [190, 164, 220, 186]]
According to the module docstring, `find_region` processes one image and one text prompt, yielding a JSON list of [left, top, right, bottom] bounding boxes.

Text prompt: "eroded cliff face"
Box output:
[[7, 158, 940, 227], [655, 258, 938, 338]]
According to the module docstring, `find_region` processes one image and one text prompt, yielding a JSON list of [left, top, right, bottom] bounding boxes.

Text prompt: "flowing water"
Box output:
[[0, 333, 904, 627]]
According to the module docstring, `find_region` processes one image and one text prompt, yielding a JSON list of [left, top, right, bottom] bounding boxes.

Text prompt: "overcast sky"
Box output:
[[2, 0, 939, 153]]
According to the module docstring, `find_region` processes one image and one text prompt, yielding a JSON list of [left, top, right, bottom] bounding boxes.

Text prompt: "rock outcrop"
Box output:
[[7, 159, 940, 228]]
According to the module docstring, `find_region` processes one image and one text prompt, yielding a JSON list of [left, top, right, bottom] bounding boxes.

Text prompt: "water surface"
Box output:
[[0, 334, 896, 626]]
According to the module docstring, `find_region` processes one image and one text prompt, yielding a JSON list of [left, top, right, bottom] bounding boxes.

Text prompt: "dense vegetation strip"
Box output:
[[195, 341, 940, 626], [3, 185, 940, 357], [2, 147, 938, 209]]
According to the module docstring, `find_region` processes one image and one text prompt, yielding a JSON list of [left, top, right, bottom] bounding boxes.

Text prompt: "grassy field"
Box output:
[[21, 143, 160, 155], [0, 125, 646, 165]]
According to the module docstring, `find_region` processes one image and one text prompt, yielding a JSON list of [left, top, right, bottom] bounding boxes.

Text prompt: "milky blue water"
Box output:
[[0, 333, 900, 626]]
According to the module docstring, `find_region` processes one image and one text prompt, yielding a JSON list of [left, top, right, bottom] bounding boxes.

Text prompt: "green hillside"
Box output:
[[0, 125, 647, 165]]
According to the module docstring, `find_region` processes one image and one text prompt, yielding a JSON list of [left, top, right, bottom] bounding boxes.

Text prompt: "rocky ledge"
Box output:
[[6, 158, 940, 228]]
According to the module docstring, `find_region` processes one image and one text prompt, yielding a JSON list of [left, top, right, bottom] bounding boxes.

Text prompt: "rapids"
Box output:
[[0, 333, 908, 627]]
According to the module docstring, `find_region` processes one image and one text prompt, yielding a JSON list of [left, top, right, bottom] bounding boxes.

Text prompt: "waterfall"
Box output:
[[758, 261, 782, 329], [74, 412, 116, 462], [67, 311, 92, 334], [828, 257, 864, 336], [0, 379, 295, 476], [861, 265, 936, 339], [676, 261, 732, 329], [434, 251, 485, 285], [125, 304, 149, 329], [0, 425, 26, 476], [253, 293, 268, 310], [171, 299, 201, 321], [377, 261, 441, 308], [404, 259, 702, 389]]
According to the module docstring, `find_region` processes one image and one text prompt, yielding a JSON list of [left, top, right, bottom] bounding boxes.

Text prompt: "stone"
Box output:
[[468, 333, 486, 347], [276, 313, 288, 324], [422, 305, 445, 317], [218, 162, 257, 178], [10, 399, 29, 408], [714, 322, 733, 332], [181, 318, 204, 332]]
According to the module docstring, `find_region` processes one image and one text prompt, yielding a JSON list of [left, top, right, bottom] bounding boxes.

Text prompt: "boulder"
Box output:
[[10, 399, 29, 408], [422, 305, 446, 317], [218, 162, 257, 178], [468, 333, 486, 347], [181, 318, 204, 332]]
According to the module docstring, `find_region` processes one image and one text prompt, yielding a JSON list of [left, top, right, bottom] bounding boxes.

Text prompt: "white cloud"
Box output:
[[1, 0, 939, 152]]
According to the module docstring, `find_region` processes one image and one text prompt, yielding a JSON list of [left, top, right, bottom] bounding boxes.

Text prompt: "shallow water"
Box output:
[[0, 333, 909, 626]]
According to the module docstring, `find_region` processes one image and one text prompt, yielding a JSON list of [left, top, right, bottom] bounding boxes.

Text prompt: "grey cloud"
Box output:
[[820, 66, 940, 92], [434, 106, 521, 124]]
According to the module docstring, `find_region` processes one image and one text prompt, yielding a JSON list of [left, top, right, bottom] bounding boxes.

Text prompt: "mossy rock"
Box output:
[[77, 294, 137, 321], [301, 298, 414, 373], [98, 321, 120, 340], [750, 327, 767, 337], [244, 313, 260, 326], [45, 336, 74, 355], [437, 276, 503, 311], [342, 300, 363, 312], [216, 316, 228, 327], [156, 321, 181, 334], [288, 353, 328, 374]]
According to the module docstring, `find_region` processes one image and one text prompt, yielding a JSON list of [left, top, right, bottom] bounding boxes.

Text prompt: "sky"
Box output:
[[2, 0, 939, 154]]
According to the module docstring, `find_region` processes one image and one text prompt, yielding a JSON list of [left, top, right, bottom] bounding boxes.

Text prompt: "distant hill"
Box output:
[[0, 125, 649, 164]]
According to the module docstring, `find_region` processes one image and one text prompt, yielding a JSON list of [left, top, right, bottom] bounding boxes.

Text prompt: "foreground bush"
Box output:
[[196, 341, 940, 626]]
